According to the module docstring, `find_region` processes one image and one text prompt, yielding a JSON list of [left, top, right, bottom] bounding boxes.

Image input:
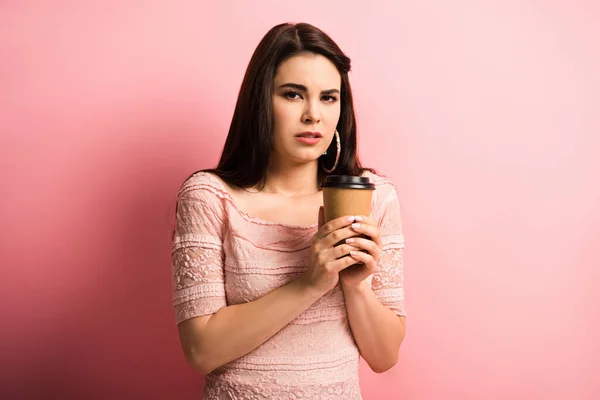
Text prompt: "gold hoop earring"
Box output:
[[323, 129, 341, 173]]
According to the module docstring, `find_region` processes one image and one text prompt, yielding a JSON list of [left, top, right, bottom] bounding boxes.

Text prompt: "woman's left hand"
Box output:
[[339, 215, 382, 288]]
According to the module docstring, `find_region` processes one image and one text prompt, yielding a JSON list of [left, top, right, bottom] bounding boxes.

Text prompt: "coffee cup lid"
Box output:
[[321, 175, 375, 190]]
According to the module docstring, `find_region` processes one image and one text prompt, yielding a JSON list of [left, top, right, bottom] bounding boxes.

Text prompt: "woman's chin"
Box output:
[[294, 148, 325, 161], [271, 148, 324, 166], [294, 153, 323, 165]]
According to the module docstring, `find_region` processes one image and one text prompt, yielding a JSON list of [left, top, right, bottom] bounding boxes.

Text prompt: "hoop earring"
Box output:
[[323, 129, 341, 173]]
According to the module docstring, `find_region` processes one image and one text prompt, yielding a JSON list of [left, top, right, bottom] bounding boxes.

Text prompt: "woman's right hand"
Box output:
[[300, 206, 361, 295]]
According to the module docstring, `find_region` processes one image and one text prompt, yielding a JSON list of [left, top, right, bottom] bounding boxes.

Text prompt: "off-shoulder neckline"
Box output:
[[192, 171, 384, 230], [196, 172, 320, 230]]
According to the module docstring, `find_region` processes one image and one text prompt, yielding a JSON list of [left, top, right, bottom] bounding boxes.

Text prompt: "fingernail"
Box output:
[[352, 223, 361, 229], [354, 216, 363, 222], [347, 216, 355, 222], [350, 250, 357, 255], [346, 238, 355, 244]]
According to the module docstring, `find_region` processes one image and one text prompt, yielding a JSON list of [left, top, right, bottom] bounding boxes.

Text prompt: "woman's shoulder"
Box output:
[[361, 170, 401, 214], [177, 171, 229, 206], [361, 170, 397, 194]]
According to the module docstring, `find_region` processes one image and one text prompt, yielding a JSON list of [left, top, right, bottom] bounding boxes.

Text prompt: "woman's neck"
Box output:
[[259, 160, 320, 197]]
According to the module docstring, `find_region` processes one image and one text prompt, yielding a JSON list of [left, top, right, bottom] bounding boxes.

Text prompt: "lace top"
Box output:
[[171, 171, 406, 400]]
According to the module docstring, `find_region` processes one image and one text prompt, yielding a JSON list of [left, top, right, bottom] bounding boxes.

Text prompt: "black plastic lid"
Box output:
[[320, 175, 375, 190]]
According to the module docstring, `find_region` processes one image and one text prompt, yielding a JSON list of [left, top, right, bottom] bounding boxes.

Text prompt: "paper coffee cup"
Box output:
[[321, 175, 375, 223], [321, 176, 375, 267]]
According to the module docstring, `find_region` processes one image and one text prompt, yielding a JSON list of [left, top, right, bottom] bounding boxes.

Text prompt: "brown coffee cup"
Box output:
[[321, 175, 375, 223], [321, 175, 375, 266]]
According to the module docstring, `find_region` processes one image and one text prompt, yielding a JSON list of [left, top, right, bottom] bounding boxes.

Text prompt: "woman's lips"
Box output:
[[295, 136, 322, 145], [295, 131, 322, 145]]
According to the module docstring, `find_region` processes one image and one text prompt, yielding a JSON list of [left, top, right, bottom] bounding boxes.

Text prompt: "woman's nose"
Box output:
[[302, 101, 321, 124]]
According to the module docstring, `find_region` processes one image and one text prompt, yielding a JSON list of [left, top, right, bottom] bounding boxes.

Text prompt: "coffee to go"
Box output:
[[321, 175, 376, 267], [321, 175, 375, 223]]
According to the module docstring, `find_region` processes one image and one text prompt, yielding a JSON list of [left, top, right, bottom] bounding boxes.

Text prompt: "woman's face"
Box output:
[[271, 53, 341, 167]]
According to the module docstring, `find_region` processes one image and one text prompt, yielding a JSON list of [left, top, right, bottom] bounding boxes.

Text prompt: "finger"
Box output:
[[344, 237, 381, 261], [321, 226, 362, 249], [329, 243, 360, 260], [329, 253, 360, 273], [354, 215, 377, 227], [349, 250, 378, 272], [317, 215, 356, 240], [349, 222, 382, 248]]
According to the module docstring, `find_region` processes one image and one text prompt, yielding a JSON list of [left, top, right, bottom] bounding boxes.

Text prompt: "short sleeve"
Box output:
[[171, 175, 227, 325], [371, 183, 406, 317]]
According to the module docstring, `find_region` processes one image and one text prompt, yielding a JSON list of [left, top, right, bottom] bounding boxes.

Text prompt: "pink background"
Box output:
[[1, 1, 599, 399]]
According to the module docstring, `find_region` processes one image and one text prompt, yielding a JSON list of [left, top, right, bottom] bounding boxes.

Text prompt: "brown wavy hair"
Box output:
[[189, 22, 374, 189]]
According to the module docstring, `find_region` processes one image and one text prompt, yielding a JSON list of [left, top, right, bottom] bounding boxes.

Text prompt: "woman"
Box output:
[[172, 22, 406, 399]]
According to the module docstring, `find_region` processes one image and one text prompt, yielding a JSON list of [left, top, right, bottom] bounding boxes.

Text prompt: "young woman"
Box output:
[[172, 22, 406, 399]]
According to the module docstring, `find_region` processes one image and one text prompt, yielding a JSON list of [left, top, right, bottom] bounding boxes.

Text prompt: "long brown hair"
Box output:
[[189, 22, 374, 189]]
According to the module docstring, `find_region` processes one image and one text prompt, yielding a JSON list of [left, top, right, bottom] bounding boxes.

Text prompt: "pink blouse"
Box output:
[[171, 171, 406, 399]]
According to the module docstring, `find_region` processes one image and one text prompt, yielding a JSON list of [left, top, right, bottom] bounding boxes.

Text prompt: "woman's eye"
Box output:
[[284, 91, 302, 100], [283, 91, 337, 102]]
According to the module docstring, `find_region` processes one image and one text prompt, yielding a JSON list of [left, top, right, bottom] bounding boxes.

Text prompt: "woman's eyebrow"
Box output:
[[278, 83, 340, 95]]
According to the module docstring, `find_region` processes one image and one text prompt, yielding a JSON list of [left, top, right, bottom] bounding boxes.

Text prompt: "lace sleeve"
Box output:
[[372, 184, 406, 317], [171, 177, 227, 325]]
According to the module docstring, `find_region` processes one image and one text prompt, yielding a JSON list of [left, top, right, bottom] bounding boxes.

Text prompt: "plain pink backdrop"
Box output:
[[1, 1, 599, 399]]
